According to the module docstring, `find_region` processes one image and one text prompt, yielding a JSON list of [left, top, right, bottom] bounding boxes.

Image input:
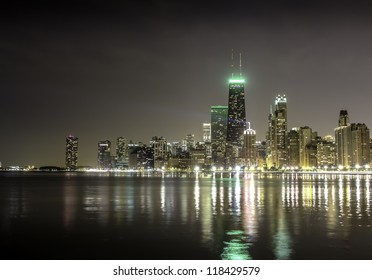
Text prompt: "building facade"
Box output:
[[98, 140, 111, 169], [211, 105, 228, 167], [65, 135, 78, 170]]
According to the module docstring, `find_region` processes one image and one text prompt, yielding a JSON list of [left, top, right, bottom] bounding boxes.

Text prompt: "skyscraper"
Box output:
[[335, 110, 352, 167], [98, 140, 111, 169], [226, 78, 246, 147], [65, 135, 78, 170], [351, 123, 370, 166], [203, 122, 212, 159], [150, 136, 167, 169], [211, 105, 228, 167], [266, 95, 288, 168], [116, 137, 128, 169], [242, 123, 257, 167]]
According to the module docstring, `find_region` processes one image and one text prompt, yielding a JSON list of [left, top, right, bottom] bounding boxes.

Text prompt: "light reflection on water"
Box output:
[[1, 173, 372, 259]]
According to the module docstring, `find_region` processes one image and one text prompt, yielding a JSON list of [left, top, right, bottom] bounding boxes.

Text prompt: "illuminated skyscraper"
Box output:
[[211, 105, 228, 167], [203, 122, 212, 159], [242, 123, 257, 167], [98, 140, 111, 169], [225, 51, 247, 167], [116, 137, 128, 169], [150, 136, 167, 169], [226, 78, 246, 146], [65, 135, 78, 170], [266, 95, 287, 168], [335, 110, 352, 167], [351, 123, 370, 166]]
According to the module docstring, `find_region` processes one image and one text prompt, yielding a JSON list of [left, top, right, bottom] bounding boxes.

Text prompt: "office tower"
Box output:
[[150, 136, 167, 169], [203, 123, 211, 142], [242, 123, 257, 167], [116, 137, 128, 169], [266, 95, 288, 168], [298, 126, 313, 168], [211, 105, 228, 167], [317, 136, 336, 168], [65, 135, 78, 170], [182, 134, 195, 152], [351, 123, 370, 166], [98, 140, 111, 169], [203, 123, 212, 160], [287, 128, 300, 168], [335, 110, 352, 167]]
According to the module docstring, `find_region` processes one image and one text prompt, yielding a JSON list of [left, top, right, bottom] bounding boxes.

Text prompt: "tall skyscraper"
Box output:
[[351, 123, 370, 166], [65, 135, 78, 170], [211, 105, 228, 167], [287, 128, 299, 168], [203, 122, 212, 159], [150, 136, 167, 169], [116, 137, 128, 169], [266, 95, 288, 168], [98, 140, 111, 169], [335, 110, 352, 167], [226, 78, 246, 147], [242, 123, 257, 167]]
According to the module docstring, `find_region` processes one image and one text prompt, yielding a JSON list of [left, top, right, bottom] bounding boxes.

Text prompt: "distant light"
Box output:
[[194, 166, 200, 172], [229, 79, 245, 83], [235, 166, 241, 172], [211, 166, 216, 172]]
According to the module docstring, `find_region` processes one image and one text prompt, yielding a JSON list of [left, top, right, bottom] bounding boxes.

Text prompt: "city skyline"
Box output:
[[2, 1, 372, 166]]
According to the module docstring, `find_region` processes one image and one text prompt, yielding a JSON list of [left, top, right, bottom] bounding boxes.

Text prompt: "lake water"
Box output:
[[0, 172, 372, 260]]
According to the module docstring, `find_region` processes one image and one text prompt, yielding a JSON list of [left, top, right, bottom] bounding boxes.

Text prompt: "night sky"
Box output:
[[2, 1, 372, 167]]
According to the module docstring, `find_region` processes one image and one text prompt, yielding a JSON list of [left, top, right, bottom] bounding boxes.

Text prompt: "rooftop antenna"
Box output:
[[231, 49, 234, 78], [239, 52, 242, 77], [247, 121, 251, 130]]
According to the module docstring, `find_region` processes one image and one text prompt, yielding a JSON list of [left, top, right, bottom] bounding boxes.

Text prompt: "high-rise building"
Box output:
[[116, 137, 128, 169], [211, 105, 228, 167], [351, 123, 370, 166], [151, 136, 167, 169], [266, 95, 288, 168], [335, 110, 352, 167], [298, 126, 313, 168], [203, 123, 212, 159], [182, 134, 195, 152], [203, 123, 211, 142], [317, 136, 336, 168], [98, 140, 111, 169], [65, 135, 78, 170], [226, 78, 247, 167], [242, 123, 257, 167], [287, 128, 299, 168]]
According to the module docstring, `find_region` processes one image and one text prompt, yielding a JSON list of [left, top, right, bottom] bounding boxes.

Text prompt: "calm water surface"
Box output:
[[1, 172, 372, 260]]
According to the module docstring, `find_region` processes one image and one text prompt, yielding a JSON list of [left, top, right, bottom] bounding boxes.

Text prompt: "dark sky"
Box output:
[[2, 1, 372, 167]]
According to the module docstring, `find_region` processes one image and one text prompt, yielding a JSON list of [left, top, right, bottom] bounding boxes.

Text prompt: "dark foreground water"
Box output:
[[1, 172, 372, 260]]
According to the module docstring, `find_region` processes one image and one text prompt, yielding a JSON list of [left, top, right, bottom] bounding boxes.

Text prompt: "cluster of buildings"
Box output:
[[65, 57, 371, 172]]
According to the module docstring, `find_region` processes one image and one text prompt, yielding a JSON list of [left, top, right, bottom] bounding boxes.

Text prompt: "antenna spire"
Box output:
[[231, 49, 234, 78], [239, 52, 242, 77]]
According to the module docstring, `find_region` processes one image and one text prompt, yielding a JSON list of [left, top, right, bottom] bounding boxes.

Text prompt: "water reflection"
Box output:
[[1, 173, 372, 259]]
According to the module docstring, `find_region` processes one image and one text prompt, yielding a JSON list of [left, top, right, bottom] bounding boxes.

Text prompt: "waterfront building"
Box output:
[[317, 136, 336, 168], [182, 134, 195, 152], [266, 95, 288, 169], [226, 77, 246, 167], [65, 135, 78, 170], [287, 128, 300, 168], [203, 123, 212, 159], [150, 136, 167, 169], [211, 105, 228, 167], [298, 126, 315, 168], [242, 123, 257, 168], [98, 140, 111, 169], [351, 123, 370, 166], [115, 137, 128, 169], [335, 110, 352, 167]]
